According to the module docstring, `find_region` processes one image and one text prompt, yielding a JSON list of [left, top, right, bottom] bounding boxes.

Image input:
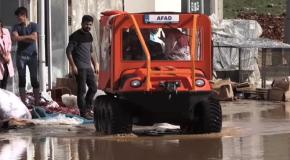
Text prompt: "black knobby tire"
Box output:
[[94, 95, 132, 134], [181, 94, 222, 134]]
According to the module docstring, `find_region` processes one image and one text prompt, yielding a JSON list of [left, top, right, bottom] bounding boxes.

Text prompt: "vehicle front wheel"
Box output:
[[94, 95, 132, 134], [181, 95, 222, 134]]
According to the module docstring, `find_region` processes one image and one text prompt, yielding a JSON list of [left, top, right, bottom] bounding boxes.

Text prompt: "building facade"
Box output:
[[0, 0, 222, 92]]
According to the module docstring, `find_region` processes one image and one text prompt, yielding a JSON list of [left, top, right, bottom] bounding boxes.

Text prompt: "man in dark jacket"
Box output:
[[66, 15, 98, 119]]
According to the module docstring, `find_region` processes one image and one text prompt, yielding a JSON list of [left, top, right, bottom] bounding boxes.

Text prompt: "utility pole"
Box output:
[[46, 0, 52, 90], [38, 0, 47, 92]]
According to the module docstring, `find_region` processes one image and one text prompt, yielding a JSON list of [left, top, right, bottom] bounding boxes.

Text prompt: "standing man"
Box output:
[[12, 7, 40, 105], [66, 15, 98, 120]]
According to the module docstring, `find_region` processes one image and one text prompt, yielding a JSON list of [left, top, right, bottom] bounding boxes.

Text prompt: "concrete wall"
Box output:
[[0, 0, 18, 27], [50, 0, 69, 82], [155, 0, 181, 12], [124, 0, 181, 12], [0, 0, 38, 27], [180, 0, 223, 20], [124, 0, 155, 12], [204, 0, 211, 14], [71, 0, 123, 32]]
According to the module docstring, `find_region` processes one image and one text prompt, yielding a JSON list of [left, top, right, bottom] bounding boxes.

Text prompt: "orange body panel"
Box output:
[[118, 68, 211, 92], [98, 12, 212, 94]]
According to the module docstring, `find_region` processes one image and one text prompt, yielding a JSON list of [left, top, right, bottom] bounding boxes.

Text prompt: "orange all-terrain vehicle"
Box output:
[[94, 10, 222, 134]]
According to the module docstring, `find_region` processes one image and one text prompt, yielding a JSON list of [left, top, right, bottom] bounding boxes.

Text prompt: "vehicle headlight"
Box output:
[[195, 79, 205, 87], [130, 80, 142, 88]]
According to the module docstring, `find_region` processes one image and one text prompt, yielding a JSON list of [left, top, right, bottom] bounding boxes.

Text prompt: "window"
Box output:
[[100, 26, 111, 70], [195, 28, 202, 61], [122, 28, 193, 61]]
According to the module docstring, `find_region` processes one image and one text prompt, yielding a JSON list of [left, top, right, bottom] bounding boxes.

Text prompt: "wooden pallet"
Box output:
[[256, 88, 269, 100], [237, 88, 269, 100]]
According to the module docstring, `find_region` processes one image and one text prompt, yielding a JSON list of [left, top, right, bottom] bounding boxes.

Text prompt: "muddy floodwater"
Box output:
[[1, 100, 290, 160]]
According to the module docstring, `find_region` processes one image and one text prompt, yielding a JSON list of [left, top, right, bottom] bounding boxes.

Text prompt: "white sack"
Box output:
[[0, 89, 32, 120]]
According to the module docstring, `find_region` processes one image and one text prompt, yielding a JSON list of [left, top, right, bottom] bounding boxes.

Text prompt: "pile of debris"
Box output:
[[24, 92, 80, 115], [213, 78, 290, 102], [238, 12, 286, 41], [0, 88, 89, 130]]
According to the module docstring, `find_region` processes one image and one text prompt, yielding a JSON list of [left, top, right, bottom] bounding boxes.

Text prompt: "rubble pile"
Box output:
[[45, 101, 80, 115], [238, 12, 286, 41], [25, 92, 80, 115]]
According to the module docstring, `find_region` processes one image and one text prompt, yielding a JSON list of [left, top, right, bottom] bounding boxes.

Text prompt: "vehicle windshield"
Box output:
[[122, 28, 201, 61]]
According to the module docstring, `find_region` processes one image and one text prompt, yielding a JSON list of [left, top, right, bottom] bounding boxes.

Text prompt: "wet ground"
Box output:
[[1, 100, 290, 160]]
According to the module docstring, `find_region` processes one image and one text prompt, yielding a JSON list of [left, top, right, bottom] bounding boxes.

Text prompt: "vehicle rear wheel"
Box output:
[[94, 95, 132, 134], [181, 95, 222, 134]]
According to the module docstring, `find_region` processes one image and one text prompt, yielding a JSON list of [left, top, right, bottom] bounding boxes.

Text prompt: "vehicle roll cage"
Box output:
[[122, 13, 199, 91]]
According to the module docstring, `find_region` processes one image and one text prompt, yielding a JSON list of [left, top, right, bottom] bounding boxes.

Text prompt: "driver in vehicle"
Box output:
[[123, 29, 165, 60]]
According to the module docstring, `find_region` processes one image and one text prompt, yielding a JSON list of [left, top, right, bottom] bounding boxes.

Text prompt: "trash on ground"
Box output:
[[31, 107, 92, 125], [61, 94, 78, 108], [31, 114, 84, 125], [0, 118, 35, 130], [212, 79, 235, 101]]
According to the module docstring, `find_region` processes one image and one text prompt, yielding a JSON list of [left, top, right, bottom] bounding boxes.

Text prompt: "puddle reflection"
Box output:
[[1, 132, 290, 160], [0, 138, 30, 160], [0, 137, 223, 160], [0, 100, 290, 159]]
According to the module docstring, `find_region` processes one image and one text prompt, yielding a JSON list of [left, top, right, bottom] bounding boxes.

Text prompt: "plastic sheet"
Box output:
[[210, 14, 263, 71], [31, 114, 84, 125], [0, 89, 31, 120], [214, 37, 290, 49], [210, 14, 290, 72], [152, 123, 180, 132], [31, 107, 93, 125], [210, 14, 290, 85]]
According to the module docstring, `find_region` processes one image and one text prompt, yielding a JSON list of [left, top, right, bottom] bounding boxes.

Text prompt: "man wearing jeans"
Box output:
[[66, 15, 98, 119], [12, 7, 40, 105]]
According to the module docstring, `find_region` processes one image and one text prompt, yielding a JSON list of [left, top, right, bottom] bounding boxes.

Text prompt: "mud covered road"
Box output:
[[1, 100, 290, 160]]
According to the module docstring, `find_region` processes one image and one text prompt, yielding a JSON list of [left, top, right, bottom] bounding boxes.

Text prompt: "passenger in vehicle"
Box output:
[[163, 28, 190, 60]]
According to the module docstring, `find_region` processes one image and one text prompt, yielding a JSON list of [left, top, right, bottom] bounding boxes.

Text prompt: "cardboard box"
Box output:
[[213, 79, 234, 101], [272, 78, 289, 92], [217, 83, 234, 101], [51, 87, 72, 102], [268, 88, 284, 101], [56, 77, 77, 95]]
